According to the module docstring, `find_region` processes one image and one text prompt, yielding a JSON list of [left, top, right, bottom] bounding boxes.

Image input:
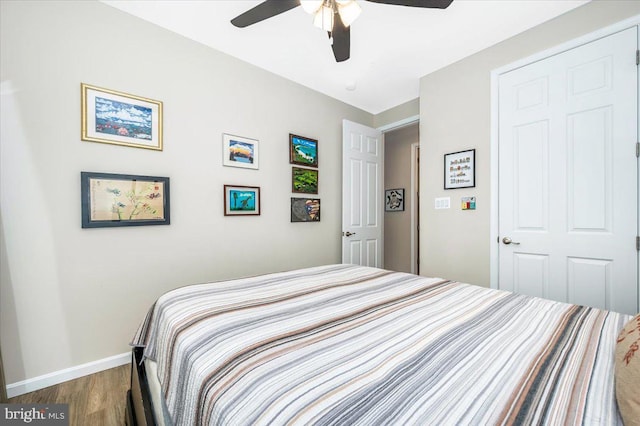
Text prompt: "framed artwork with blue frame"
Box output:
[[81, 171, 170, 228]]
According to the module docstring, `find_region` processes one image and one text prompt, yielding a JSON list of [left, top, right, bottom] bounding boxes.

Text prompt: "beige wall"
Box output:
[[374, 98, 419, 129], [419, 0, 640, 287], [384, 124, 419, 273], [4, 0, 638, 389], [0, 0, 372, 384]]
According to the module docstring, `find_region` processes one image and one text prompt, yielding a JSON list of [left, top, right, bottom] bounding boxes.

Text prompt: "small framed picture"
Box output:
[[222, 133, 259, 169], [385, 189, 404, 212], [292, 167, 318, 194], [81, 172, 170, 228], [224, 185, 261, 216], [291, 198, 320, 222], [444, 149, 475, 189], [81, 83, 163, 151], [289, 134, 318, 168]]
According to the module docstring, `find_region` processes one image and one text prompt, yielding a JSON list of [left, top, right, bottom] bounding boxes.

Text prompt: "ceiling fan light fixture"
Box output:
[[300, 0, 323, 14], [313, 4, 334, 32], [337, 1, 361, 27], [231, 0, 454, 63]]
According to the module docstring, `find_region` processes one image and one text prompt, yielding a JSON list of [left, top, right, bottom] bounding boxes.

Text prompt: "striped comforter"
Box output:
[[132, 264, 630, 425]]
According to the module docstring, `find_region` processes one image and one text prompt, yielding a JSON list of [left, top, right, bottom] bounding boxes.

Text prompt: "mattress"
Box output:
[[133, 264, 630, 425]]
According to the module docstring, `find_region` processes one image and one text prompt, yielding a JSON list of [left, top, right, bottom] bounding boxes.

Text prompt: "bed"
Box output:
[[126, 264, 634, 425]]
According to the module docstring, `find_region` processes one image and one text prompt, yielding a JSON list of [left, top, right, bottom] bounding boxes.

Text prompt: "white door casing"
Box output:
[[497, 27, 638, 315], [342, 119, 383, 267], [411, 142, 420, 275]]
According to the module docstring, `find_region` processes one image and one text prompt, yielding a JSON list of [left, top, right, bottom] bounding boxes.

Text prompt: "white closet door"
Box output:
[[498, 27, 638, 315]]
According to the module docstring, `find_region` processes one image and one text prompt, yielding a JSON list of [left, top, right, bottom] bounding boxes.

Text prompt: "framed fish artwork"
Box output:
[[224, 185, 261, 216], [81, 172, 170, 228]]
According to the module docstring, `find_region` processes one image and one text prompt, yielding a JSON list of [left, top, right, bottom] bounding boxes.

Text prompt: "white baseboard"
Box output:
[[5, 352, 131, 398]]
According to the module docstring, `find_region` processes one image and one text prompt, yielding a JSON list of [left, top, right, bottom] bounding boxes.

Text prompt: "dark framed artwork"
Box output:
[[289, 134, 318, 168], [292, 167, 318, 194], [291, 198, 320, 222], [224, 185, 261, 216], [444, 149, 475, 189], [385, 188, 404, 212], [81, 171, 170, 228], [81, 83, 163, 151]]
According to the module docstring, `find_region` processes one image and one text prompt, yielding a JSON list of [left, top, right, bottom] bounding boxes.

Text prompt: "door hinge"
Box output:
[[636, 50, 639, 66], [636, 236, 639, 251], [636, 142, 639, 158]]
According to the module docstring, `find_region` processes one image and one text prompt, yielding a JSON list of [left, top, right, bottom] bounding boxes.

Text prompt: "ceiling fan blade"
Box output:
[[330, 15, 350, 62], [231, 0, 300, 28], [365, 0, 453, 8]]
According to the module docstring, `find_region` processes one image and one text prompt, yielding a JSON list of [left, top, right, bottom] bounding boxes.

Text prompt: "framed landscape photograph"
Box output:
[[291, 198, 320, 222], [289, 134, 318, 168], [223, 133, 259, 169], [385, 188, 404, 212], [81, 83, 163, 151], [81, 172, 170, 228], [224, 185, 261, 216], [444, 149, 475, 189], [292, 167, 318, 194]]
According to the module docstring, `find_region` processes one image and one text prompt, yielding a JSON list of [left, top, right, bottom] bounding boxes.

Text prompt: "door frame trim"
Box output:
[[410, 142, 420, 274], [377, 115, 419, 133], [489, 14, 640, 291], [377, 117, 420, 272]]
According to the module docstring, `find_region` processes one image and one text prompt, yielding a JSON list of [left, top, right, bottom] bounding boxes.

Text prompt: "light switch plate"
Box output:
[[435, 197, 451, 209]]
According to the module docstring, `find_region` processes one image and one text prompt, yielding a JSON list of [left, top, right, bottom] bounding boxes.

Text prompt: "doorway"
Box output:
[[383, 123, 420, 274]]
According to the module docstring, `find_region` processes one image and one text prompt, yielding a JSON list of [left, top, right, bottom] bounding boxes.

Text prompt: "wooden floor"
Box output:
[[8, 364, 130, 426]]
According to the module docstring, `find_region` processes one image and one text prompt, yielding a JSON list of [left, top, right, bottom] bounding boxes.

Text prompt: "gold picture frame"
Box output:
[[81, 83, 163, 151]]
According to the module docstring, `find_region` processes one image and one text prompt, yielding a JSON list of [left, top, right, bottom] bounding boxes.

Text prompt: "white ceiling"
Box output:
[[101, 0, 589, 114]]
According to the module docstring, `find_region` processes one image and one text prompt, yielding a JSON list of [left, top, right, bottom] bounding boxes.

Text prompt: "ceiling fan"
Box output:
[[231, 0, 453, 62]]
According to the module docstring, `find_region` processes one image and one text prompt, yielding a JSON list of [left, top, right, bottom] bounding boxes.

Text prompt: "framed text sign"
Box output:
[[444, 149, 475, 190]]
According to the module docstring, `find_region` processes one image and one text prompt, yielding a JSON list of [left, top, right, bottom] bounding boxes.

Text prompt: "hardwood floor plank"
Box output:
[[7, 364, 130, 426]]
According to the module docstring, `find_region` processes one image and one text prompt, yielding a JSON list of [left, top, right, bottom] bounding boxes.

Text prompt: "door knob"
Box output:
[[343, 231, 356, 237], [502, 237, 520, 245]]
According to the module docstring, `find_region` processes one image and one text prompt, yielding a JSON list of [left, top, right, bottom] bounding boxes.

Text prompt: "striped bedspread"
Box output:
[[132, 264, 630, 425]]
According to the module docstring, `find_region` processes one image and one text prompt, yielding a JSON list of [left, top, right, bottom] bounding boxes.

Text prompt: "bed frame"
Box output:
[[126, 347, 157, 426]]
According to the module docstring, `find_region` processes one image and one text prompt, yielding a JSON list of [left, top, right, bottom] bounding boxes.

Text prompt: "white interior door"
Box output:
[[498, 27, 638, 315], [342, 119, 383, 267]]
